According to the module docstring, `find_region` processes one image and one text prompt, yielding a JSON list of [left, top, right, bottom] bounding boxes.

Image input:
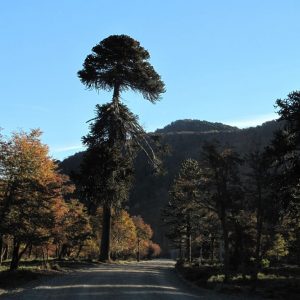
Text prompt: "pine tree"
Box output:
[[199, 143, 243, 282], [163, 159, 201, 263]]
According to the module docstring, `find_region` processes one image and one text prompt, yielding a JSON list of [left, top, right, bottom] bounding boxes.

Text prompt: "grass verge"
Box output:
[[176, 262, 300, 299]]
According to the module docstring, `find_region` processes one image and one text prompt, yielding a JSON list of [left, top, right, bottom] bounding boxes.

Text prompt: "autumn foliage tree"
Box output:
[[0, 130, 92, 269], [111, 210, 136, 259], [132, 215, 153, 261], [54, 199, 92, 259], [0, 130, 60, 269]]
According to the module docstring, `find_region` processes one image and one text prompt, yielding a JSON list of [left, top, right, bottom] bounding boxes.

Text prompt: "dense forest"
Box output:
[[61, 118, 282, 252]]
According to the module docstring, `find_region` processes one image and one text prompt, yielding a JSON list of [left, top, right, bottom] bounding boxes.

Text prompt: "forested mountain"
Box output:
[[155, 119, 238, 134], [60, 119, 281, 252]]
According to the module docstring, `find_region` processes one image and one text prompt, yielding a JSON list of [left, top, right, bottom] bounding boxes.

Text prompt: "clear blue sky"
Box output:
[[1, 0, 300, 160]]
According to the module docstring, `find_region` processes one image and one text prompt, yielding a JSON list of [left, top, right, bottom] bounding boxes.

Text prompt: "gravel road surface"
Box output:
[[1, 259, 257, 299]]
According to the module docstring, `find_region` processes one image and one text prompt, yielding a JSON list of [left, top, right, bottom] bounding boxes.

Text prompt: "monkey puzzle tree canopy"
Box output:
[[78, 34, 165, 103]]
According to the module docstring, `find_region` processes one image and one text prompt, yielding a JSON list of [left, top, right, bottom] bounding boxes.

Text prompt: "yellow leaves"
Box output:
[[111, 210, 137, 255], [92, 210, 158, 259], [132, 215, 153, 240]]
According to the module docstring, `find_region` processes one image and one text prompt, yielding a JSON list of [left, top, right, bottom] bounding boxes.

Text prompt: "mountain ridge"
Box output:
[[154, 119, 239, 134]]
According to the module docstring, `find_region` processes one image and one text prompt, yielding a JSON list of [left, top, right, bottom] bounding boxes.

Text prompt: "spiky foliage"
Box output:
[[78, 35, 165, 261], [78, 34, 165, 103]]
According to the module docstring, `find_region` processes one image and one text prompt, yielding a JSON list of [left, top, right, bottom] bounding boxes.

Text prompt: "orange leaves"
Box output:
[[111, 212, 158, 259], [132, 215, 153, 241], [1, 129, 56, 186], [0, 129, 90, 250]]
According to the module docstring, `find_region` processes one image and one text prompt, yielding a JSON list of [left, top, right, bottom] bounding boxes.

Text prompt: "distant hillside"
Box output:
[[155, 119, 239, 134], [60, 119, 281, 253]]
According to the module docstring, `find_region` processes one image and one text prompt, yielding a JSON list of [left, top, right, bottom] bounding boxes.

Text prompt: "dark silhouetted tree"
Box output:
[[199, 144, 243, 282], [78, 35, 165, 261], [163, 159, 201, 263]]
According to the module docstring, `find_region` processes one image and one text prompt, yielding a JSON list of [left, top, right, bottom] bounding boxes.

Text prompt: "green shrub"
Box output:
[[261, 258, 270, 268]]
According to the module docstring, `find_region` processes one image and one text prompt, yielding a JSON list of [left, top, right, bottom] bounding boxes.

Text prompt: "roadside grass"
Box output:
[[0, 269, 56, 290], [0, 259, 67, 290], [176, 262, 300, 299]]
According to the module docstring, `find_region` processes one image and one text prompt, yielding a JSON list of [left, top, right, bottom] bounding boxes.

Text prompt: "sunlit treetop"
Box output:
[[78, 34, 165, 103]]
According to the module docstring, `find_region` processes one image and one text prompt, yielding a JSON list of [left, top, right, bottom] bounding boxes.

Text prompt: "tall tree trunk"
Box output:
[[56, 245, 59, 258], [199, 245, 203, 265], [76, 244, 83, 259], [99, 203, 112, 262], [0, 234, 3, 265], [112, 82, 120, 104], [252, 186, 263, 283], [10, 239, 21, 271], [137, 238, 140, 262], [42, 247, 47, 268], [28, 244, 32, 259], [179, 239, 183, 260], [186, 221, 192, 263], [253, 210, 263, 281], [210, 237, 215, 262], [59, 244, 67, 260], [220, 206, 230, 282]]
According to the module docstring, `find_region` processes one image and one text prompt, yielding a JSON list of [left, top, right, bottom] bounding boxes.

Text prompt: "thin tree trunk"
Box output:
[[28, 244, 32, 259], [252, 185, 263, 283], [4, 242, 9, 261], [186, 221, 192, 263], [0, 234, 3, 265], [18, 243, 29, 261], [199, 245, 203, 265], [220, 207, 230, 282], [76, 244, 83, 259], [179, 239, 183, 260], [137, 239, 140, 262], [210, 237, 215, 262], [99, 203, 112, 262], [46, 246, 49, 261], [10, 239, 21, 271], [42, 247, 47, 268], [59, 244, 67, 260], [56, 245, 59, 259]]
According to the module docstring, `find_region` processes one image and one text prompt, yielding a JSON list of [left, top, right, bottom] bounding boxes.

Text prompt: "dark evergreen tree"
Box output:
[[163, 159, 201, 263], [245, 150, 272, 281], [78, 35, 165, 261], [199, 143, 243, 282]]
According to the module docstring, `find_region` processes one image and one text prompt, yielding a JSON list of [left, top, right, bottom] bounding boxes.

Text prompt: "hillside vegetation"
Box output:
[[61, 119, 281, 251]]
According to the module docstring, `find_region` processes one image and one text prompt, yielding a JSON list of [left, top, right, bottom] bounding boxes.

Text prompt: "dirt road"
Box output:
[[1, 260, 255, 299]]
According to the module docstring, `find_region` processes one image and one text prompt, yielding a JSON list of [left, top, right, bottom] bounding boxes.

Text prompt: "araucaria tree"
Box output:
[[78, 35, 165, 261]]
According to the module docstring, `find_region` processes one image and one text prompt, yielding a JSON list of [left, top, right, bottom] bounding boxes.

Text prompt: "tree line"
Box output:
[[163, 91, 300, 283], [0, 129, 160, 270]]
